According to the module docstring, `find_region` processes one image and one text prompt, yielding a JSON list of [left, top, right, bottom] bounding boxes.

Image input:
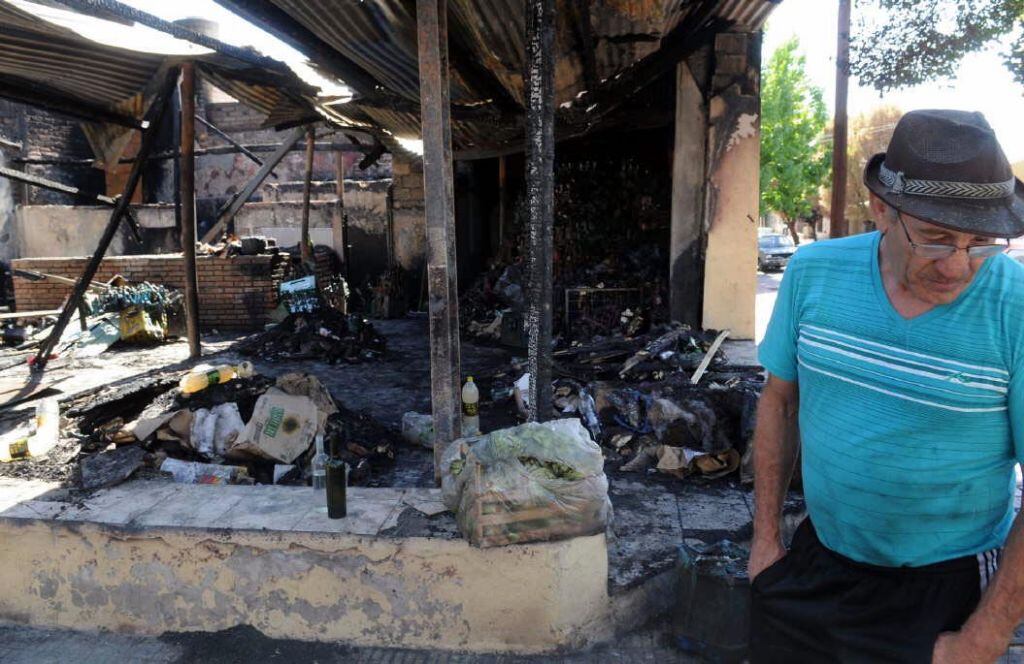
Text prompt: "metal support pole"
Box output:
[[525, 0, 555, 423], [32, 69, 178, 371], [180, 62, 201, 359], [830, 0, 851, 238], [417, 0, 462, 481], [301, 125, 315, 265]]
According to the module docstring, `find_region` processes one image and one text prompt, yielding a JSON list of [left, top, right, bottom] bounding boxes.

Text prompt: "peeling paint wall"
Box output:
[[0, 519, 610, 653], [701, 32, 761, 339], [392, 152, 426, 297], [13, 205, 179, 260]]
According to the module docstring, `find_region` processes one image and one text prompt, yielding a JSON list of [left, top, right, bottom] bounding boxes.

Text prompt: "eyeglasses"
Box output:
[[895, 212, 1008, 260]]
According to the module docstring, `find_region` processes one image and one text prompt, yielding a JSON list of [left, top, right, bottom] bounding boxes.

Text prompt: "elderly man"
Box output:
[[749, 109, 1024, 663]]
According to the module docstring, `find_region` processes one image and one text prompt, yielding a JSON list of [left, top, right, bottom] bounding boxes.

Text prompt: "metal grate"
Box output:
[[563, 287, 643, 338]]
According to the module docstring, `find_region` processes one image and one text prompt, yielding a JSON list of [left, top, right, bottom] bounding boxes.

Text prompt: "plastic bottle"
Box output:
[[462, 376, 480, 436], [0, 398, 60, 462], [312, 433, 328, 492], [179, 361, 254, 395]]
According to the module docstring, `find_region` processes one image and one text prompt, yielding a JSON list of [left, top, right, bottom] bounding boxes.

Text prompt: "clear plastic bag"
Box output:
[[441, 419, 611, 547]]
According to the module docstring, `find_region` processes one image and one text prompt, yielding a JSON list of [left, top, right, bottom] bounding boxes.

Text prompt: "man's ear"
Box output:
[[869, 192, 892, 233]]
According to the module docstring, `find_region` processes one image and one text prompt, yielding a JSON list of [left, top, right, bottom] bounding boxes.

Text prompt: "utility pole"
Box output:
[[829, 0, 851, 238]]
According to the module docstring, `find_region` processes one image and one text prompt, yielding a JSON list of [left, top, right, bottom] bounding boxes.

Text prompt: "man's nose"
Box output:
[[934, 250, 970, 279]]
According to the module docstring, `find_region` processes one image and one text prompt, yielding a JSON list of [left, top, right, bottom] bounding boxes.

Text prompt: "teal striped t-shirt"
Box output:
[[759, 231, 1024, 567]]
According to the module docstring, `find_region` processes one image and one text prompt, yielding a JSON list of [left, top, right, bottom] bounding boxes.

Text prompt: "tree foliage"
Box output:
[[843, 106, 903, 234], [851, 0, 1024, 90], [760, 37, 831, 241]]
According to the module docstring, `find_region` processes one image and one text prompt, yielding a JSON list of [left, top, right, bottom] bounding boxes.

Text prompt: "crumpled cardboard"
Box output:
[[656, 445, 740, 480], [275, 372, 336, 434], [231, 388, 318, 464]]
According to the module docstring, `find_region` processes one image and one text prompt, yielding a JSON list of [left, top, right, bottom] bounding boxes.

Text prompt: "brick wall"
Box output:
[[0, 100, 103, 206], [12, 254, 289, 330]]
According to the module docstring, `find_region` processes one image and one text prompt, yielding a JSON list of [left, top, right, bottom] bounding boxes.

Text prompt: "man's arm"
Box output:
[[749, 373, 800, 580], [933, 505, 1024, 663]]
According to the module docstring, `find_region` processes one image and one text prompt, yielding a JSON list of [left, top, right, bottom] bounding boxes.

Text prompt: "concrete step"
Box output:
[[0, 478, 612, 654]]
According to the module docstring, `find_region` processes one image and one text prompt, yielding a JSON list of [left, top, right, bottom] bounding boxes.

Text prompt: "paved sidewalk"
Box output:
[[0, 622, 699, 664], [4, 621, 1024, 662]]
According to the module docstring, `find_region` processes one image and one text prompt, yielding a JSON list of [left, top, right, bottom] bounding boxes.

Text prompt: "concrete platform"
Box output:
[[0, 478, 615, 654], [0, 474, 767, 654]]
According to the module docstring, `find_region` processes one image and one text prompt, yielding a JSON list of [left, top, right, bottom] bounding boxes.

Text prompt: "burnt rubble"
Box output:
[[235, 309, 386, 363], [0, 367, 403, 491], [482, 324, 763, 482]]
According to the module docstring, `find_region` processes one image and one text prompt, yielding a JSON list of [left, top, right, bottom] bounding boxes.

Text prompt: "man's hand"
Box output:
[[932, 629, 1004, 664], [749, 535, 786, 582]]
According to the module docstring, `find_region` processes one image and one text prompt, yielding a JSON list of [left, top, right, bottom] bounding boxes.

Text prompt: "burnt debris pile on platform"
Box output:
[[475, 324, 763, 485], [0, 365, 403, 491], [236, 309, 386, 364]]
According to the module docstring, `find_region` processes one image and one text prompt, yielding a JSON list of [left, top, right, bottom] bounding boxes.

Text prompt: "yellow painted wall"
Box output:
[[0, 518, 610, 653], [702, 99, 759, 339]]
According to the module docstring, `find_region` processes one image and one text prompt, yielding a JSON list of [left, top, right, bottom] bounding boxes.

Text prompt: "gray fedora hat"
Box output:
[[864, 109, 1024, 238]]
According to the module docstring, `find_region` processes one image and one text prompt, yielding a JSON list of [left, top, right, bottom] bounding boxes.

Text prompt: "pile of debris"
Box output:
[[486, 324, 762, 483], [196, 234, 279, 258], [459, 244, 669, 346], [1, 364, 402, 490], [0, 274, 184, 371], [236, 308, 385, 363]]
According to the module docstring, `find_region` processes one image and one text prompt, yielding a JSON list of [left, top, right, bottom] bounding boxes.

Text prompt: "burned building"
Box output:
[[0, 0, 783, 659]]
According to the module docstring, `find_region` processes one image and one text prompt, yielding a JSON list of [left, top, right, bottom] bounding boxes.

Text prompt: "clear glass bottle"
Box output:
[[312, 433, 328, 491]]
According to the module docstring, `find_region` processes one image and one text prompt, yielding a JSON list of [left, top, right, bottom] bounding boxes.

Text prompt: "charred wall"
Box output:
[[0, 100, 104, 206]]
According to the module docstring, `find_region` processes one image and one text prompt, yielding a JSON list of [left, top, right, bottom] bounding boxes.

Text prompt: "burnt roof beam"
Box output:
[[562, 0, 729, 121], [0, 74, 143, 129]]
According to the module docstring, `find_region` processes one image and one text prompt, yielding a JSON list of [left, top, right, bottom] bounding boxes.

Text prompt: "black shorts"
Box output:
[[750, 518, 1001, 664]]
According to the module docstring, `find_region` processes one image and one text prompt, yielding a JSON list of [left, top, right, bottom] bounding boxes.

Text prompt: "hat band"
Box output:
[[880, 162, 1015, 200]]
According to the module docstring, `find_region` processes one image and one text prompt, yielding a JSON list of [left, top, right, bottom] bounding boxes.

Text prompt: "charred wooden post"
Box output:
[[0, 166, 143, 240], [32, 69, 179, 371], [497, 155, 507, 251], [525, 0, 555, 422], [180, 62, 201, 359], [417, 0, 462, 480], [301, 125, 316, 265]]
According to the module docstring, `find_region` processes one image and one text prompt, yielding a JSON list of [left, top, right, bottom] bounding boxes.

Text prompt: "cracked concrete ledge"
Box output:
[[0, 478, 628, 654]]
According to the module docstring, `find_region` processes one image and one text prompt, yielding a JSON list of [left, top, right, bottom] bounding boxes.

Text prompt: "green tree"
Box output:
[[760, 37, 831, 244], [851, 0, 1024, 90], [843, 105, 902, 235]]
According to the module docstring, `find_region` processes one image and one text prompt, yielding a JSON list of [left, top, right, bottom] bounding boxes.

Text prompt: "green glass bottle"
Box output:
[[326, 431, 348, 519]]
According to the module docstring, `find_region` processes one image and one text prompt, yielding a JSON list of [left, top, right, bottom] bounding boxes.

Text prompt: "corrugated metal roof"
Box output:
[[0, 0, 329, 133], [241, 0, 780, 152]]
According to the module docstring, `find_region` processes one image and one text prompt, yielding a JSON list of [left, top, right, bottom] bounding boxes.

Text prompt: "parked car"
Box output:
[[758, 234, 796, 272]]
